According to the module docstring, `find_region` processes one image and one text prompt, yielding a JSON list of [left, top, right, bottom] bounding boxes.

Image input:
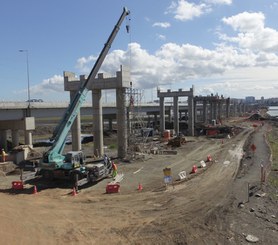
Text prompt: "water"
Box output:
[[268, 106, 278, 117]]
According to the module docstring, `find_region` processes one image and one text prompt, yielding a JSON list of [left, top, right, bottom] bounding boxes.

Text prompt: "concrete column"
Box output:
[[167, 106, 171, 123], [108, 118, 113, 131], [226, 98, 230, 118], [0, 130, 8, 151], [233, 102, 237, 117], [173, 96, 179, 135], [209, 102, 213, 121], [11, 129, 20, 148], [92, 89, 103, 157], [218, 102, 222, 121], [238, 103, 242, 116], [147, 115, 151, 127], [203, 101, 208, 123], [70, 91, 81, 151], [154, 114, 158, 129], [194, 100, 197, 123], [24, 131, 32, 147], [116, 88, 127, 159], [213, 102, 217, 120], [243, 103, 246, 114], [159, 97, 165, 136], [188, 96, 194, 136]]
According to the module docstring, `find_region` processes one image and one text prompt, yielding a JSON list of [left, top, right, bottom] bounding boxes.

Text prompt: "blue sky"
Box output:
[[1, 0, 278, 102]]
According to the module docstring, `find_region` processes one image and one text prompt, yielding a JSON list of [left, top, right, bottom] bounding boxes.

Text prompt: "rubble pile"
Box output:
[[167, 136, 187, 147]]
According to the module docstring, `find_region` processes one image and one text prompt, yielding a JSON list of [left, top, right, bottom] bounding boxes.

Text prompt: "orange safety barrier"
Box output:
[[106, 183, 120, 194], [12, 181, 24, 190]]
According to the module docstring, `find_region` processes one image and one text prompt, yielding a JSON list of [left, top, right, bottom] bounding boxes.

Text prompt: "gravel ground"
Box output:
[[0, 116, 277, 245]]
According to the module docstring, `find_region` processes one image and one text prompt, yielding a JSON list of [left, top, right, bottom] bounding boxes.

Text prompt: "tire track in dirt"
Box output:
[[107, 128, 253, 244]]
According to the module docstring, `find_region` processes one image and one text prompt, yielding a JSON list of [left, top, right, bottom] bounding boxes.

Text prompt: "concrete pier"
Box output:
[[116, 88, 127, 158], [159, 97, 165, 134], [194, 95, 231, 124], [70, 90, 82, 151], [0, 117, 35, 150], [64, 66, 130, 158], [157, 86, 195, 136], [92, 89, 103, 157]]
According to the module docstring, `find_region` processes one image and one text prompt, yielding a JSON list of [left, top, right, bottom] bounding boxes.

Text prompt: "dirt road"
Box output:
[[0, 120, 277, 244]]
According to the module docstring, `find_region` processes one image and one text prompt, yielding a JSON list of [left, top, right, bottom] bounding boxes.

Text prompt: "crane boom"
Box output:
[[42, 7, 130, 170]]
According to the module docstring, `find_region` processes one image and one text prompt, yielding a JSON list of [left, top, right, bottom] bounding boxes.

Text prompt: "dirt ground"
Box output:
[[0, 116, 277, 245]]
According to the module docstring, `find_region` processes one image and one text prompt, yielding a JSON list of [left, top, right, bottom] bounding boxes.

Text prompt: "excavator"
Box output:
[[39, 7, 130, 189]]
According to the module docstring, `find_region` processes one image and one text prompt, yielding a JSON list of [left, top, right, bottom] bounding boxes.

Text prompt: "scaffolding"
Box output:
[[126, 86, 150, 157]]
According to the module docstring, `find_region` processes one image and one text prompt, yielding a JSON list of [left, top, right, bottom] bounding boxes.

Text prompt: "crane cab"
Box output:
[[64, 151, 85, 169]]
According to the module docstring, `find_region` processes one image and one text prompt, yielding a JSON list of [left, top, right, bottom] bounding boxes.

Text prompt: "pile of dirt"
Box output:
[[167, 136, 187, 147], [248, 113, 266, 120], [0, 161, 17, 175]]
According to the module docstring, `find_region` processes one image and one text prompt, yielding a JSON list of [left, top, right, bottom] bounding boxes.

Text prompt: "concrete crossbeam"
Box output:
[[157, 88, 193, 98], [0, 117, 35, 131], [64, 66, 130, 91]]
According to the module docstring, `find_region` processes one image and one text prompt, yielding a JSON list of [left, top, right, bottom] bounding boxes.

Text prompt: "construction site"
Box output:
[[0, 7, 277, 245]]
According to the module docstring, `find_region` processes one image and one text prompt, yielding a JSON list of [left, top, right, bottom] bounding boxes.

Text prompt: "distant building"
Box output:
[[245, 96, 255, 104]]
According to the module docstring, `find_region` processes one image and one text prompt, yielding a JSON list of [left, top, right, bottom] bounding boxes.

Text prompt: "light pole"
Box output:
[[19, 49, 31, 116]]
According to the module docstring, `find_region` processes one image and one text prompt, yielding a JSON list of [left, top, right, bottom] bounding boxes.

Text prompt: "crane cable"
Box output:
[[125, 14, 133, 107], [125, 14, 132, 73]]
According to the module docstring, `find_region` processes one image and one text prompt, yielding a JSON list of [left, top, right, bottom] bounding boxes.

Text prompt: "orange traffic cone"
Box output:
[[191, 165, 197, 174], [138, 183, 143, 191], [33, 185, 38, 194], [72, 187, 77, 196], [207, 154, 212, 162]]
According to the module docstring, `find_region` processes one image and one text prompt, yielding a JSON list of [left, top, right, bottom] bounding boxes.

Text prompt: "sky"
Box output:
[[1, 0, 278, 103]]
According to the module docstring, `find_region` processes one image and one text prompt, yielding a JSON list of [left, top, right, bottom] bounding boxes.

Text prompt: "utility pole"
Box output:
[[19, 49, 31, 117]]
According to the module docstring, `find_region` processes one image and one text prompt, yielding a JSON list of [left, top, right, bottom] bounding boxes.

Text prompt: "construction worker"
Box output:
[[1, 149, 7, 162], [112, 161, 117, 178], [104, 154, 109, 165]]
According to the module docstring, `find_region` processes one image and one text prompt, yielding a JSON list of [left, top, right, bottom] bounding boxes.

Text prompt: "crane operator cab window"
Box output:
[[65, 151, 85, 168]]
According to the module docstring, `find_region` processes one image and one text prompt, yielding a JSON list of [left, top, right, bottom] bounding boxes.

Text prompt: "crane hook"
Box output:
[[126, 24, 130, 33]]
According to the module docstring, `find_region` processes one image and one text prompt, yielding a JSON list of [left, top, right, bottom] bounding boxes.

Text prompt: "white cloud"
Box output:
[[167, 0, 211, 21], [270, 2, 278, 9], [144, 17, 151, 22], [256, 52, 278, 66], [222, 12, 265, 32], [76, 55, 98, 73], [195, 67, 278, 98], [14, 74, 65, 100], [31, 75, 64, 95], [74, 40, 278, 96], [152, 22, 171, 28], [221, 12, 278, 52], [205, 0, 232, 5], [156, 34, 166, 41], [35, 9, 278, 100]]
